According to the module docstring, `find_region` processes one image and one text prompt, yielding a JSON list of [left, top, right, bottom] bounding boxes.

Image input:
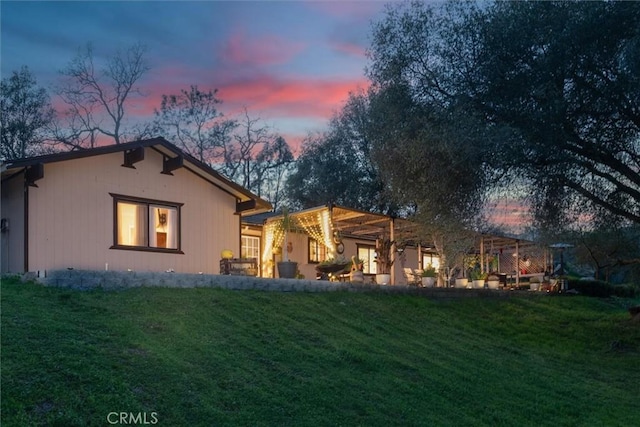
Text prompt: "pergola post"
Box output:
[[544, 248, 549, 276], [390, 217, 395, 285], [515, 240, 520, 285], [328, 203, 336, 258], [480, 236, 485, 274]]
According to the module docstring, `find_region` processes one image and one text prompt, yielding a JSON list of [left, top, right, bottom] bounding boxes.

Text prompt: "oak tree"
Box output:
[[0, 66, 55, 160]]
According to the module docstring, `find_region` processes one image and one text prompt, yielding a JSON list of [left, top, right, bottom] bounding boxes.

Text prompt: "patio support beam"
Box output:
[[390, 217, 395, 285], [515, 240, 520, 285], [544, 248, 549, 276], [328, 204, 337, 257], [480, 237, 485, 274]]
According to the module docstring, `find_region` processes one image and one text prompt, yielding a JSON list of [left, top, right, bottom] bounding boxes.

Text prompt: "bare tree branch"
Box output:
[[53, 42, 150, 147]]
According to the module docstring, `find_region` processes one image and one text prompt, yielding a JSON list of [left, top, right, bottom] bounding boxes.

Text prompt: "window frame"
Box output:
[[308, 237, 328, 264], [357, 243, 377, 274], [241, 235, 260, 260], [422, 251, 440, 270], [110, 193, 184, 254]]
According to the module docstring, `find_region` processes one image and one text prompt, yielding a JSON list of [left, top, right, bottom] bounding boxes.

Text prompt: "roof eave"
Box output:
[[1, 138, 272, 212]]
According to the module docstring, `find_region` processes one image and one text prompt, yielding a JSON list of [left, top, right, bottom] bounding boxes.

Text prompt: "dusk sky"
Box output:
[[1, 0, 397, 153], [1, 0, 529, 229]]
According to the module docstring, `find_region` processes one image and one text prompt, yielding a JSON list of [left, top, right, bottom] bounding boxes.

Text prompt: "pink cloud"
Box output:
[[132, 68, 370, 125], [330, 40, 367, 57], [486, 198, 532, 232], [305, 1, 387, 20], [217, 29, 306, 67], [108, 61, 371, 159], [219, 75, 371, 119]]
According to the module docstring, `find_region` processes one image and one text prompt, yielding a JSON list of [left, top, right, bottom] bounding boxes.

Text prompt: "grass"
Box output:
[[2, 276, 639, 427]]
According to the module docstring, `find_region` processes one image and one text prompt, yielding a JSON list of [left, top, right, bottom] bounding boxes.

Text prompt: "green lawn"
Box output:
[[2, 276, 639, 426]]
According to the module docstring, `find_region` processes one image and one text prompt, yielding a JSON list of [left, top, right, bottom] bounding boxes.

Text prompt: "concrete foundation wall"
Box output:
[[35, 269, 518, 298]]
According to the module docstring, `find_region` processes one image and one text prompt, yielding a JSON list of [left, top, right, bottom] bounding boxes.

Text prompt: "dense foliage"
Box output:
[[366, 0, 640, 228], [568, 278, 638, 298], [286, 90, 394, 214], [0, 67, 54, 160]]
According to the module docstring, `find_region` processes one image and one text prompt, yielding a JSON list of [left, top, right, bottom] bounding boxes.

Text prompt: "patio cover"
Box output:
[[261, 204, 547, 283], [263, 204, 417, 247]]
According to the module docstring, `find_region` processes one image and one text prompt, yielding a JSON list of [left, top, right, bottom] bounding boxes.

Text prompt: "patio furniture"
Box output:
[[316, 262, 350, 281], [220, 258, 258, 276]]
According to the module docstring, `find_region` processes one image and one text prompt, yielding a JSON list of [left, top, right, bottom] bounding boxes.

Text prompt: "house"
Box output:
[[0, 137, 271, 275]]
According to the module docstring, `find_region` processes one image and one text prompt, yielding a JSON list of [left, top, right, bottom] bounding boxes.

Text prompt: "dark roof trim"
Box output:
[[122, 146, 145, 168], [161, 153, 183, 175], [3, 137, 272, 213], [236, 199, 256, 213], [4, 137, 167, 169], [26, 163, 44, 187]]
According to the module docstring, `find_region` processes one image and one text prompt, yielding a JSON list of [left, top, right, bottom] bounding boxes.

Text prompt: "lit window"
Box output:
[[422, 253, 440, 270], [357, 244, 377, 274], [308, 237, 327, 263], [111, 194, 182, 252], [242, 235, 260, 260]]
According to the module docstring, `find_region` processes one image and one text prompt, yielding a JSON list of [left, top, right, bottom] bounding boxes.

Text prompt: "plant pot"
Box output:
[[277, 261, 298, 279], [487, 280, 500, 289], [455, 278, 468, 288], [472, 279, 485, 289], [530, 282, 540, 291], [376, 273, 391, 285], [421, 277, 436, 288], [350, 270, 364, 283]]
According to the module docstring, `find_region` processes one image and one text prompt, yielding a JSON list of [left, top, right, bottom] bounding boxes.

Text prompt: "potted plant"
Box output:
[[421, 265, 437, 287], [529, 275, 541, 291], [374, 237, 394, 285], [469, 269, 487, 289], [486, 272, 500, 289], [276, 208, 298, 279], [455, 276, 469, 288], [316, 255, 351, 280], [350, 255, 365, 283]]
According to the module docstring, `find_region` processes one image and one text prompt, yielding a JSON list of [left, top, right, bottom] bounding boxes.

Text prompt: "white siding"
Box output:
[[27, 148, 240, 274], [1, 172, 25, 273]]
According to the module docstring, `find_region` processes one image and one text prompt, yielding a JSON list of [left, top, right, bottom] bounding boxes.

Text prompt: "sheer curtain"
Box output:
[[149, 206, 178, 249], [166, 207, 177, 249], [117, 202, 146, 246], [149, 207, 159, 248]]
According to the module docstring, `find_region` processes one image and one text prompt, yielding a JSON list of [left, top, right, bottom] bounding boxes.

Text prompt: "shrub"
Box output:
[[568, 279, 614, 297], [613, 284, 637, 298], [422, 265, 437, 277]]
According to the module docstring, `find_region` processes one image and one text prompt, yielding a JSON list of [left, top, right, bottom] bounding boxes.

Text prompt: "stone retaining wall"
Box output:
[[35, 269, 520, 298]]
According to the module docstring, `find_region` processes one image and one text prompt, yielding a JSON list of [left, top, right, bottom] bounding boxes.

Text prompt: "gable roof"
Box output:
[[0, 137, 272, 215]]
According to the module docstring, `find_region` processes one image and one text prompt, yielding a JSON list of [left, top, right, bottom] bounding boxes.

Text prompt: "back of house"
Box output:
[[0, 138, 270, 275]]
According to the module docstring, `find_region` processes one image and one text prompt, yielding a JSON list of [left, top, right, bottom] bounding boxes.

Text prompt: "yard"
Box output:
[[2, 276, 639, 426]]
